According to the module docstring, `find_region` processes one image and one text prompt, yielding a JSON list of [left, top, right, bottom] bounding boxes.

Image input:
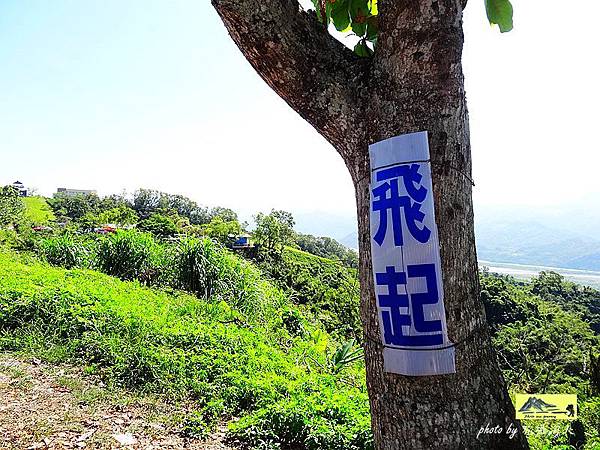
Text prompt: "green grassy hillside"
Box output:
[[23, 196, 55, 224], [1, 223, 600, 448], [0, 250, 371, 449]]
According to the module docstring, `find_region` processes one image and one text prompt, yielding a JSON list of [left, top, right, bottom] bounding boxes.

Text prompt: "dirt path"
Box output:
[[0, 354, 235, 449]]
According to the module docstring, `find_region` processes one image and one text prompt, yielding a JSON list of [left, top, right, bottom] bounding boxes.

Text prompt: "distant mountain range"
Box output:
[[293, 204, 600, 272], [475, 219, 600, 271], [475, 203, 600, 271]]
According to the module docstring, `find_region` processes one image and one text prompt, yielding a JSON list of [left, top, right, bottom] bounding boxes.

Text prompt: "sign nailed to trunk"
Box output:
[[369, 131, 455, 376]]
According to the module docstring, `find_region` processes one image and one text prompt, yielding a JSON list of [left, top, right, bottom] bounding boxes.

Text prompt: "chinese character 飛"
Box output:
[[372, 164, 431, 246]]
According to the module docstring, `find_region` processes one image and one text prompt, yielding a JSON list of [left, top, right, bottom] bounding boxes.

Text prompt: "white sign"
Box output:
[[369, 131, 455, 376]]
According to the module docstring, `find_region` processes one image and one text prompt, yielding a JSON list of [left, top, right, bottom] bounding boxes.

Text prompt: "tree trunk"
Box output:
[[351, 1, 528, 448], [212, 0, 528, 448]]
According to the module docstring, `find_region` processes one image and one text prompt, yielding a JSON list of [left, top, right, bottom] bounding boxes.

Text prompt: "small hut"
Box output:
[[11, 181, 28, 197], [232, 233, 253, 249]]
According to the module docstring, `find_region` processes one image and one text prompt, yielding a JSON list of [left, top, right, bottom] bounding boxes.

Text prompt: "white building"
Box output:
[[55, 188, 97, 197]]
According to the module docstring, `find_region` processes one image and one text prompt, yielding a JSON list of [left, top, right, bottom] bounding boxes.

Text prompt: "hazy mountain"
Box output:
[[475, 219, 600, 270], [293, 211, 358, 245], [339, 231, 359, 250], [475, 202, 600, 270], [292, 204, 600, 271]]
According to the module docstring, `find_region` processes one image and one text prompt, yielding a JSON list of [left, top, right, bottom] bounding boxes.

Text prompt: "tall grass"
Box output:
[[37, 234, 88, 269], [25, 230, 288, 323], [171, 237, 288, 326], [96, 230, 164, 284], [172, 237, 229, 299]]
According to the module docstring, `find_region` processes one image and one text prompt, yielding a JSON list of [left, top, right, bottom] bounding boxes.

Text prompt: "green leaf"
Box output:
[[331, 0, 351, 32], [368, 0, 378, 15], [349, 0, 368, 36], [352, 21, 367, 37], [325, 0, 333, 25], [310, 0, 330, 24], [354, 41, 373, 57], [365, 15, 378, 42], [310, 0, 323, 22], [485, 0, 513, 33]]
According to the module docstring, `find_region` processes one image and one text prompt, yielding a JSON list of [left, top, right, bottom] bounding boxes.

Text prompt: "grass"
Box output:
[[55, 374, 107, 405], [0, 250, 372, 449], [23, 196, 55, 224], [260, 247, 362, 341], [0, 361, 32, 389]]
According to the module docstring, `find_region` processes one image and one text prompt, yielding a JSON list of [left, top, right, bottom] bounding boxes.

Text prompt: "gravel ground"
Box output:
[[0, 353, 235, 449]]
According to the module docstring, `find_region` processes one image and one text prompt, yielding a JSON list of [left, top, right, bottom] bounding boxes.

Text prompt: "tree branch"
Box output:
[[211, 0, 368, 160]]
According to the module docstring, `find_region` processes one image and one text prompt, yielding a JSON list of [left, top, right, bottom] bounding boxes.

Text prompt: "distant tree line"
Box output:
[[252, 209, 358, 268], [46, 189, 241, 240], [296, 233, 358, 268], [1, 186, 358, 268]]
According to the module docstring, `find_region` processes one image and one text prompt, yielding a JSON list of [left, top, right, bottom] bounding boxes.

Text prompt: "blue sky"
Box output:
[[2, 1, 599, 223]]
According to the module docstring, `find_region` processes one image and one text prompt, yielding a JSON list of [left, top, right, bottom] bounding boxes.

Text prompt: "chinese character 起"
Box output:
[[372, 163, 431, 246], [375, 263, 442, 347]]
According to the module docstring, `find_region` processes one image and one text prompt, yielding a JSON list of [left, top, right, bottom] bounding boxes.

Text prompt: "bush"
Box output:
[[96, 230, 164, 284], [229, 393, 373, 450], [37, 234, 88, 269], [172, 237, 229, 299], [0, 186, 25, 228], [138, 213, 178, 237], [171, 237, 289, 326], [0, 229, 19, 249], [260, 248, 362, 340]]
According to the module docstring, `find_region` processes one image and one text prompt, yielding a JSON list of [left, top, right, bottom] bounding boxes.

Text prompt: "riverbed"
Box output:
[[478, 260, 600, 290]]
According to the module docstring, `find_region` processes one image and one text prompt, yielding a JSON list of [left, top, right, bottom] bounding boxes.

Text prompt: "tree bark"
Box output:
[[212, 0, 529, 448]]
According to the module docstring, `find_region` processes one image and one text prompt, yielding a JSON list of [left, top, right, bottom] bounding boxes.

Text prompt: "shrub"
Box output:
[[260, 248, 362, 340], [171, 237, 230, 299], [138, 213, 178, 238], [37, 234, 88, 269], [0, 186, 25, 228], [171, 237, 289, 326], [0, 229, 19, 249], [229, 393, 373, 450], [96, 230, 164, 284]]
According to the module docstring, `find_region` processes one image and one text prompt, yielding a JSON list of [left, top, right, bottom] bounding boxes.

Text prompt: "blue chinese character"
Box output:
[[372, 164, 431, 246], [375, 263, 442, 347]]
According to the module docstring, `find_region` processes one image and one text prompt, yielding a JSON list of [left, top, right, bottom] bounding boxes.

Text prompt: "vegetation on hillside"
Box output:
[[259, 247, 362, 341], [296, 233, 358, 269], [0, 186, 25, 228], [0, 249, 371, 450], [1, 187, 599, 448], [23, 196, 55, 224], [480, 270, 600, 449]]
